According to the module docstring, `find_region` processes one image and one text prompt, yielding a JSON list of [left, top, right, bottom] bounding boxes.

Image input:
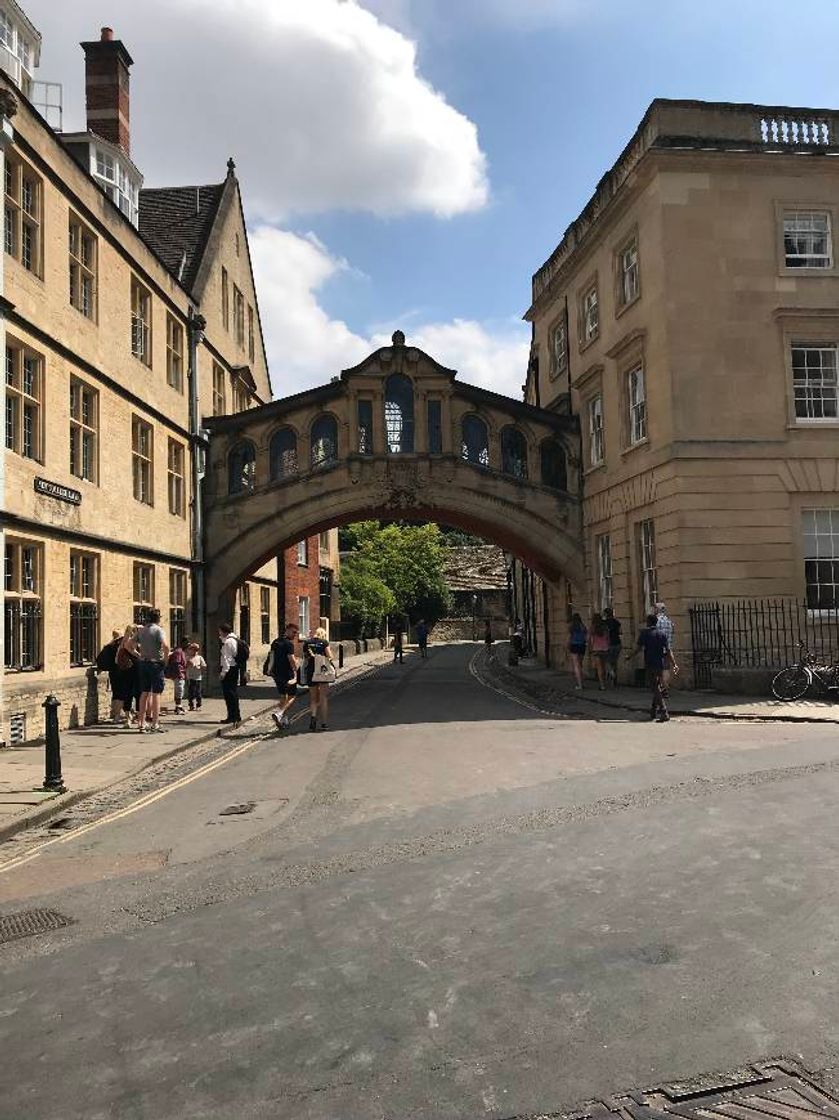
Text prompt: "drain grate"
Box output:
[[511, 1060, 839, 1120], [219, 801, 256, 816], [0, 908, 74, 945]]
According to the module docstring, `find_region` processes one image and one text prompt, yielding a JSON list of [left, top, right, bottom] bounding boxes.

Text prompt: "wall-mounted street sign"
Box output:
[[34, 477, 82, 506]]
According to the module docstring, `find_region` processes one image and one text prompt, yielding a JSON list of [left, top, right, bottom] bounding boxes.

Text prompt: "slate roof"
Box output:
[[138, 182, 225, 293], [443, 546, 508, 592]]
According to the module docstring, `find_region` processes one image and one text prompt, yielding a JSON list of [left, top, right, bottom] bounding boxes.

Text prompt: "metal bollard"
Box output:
[[42, 694, 66, 793], [338, 644, 344, 670]]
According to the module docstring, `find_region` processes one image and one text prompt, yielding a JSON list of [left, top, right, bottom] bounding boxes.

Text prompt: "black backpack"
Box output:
[[235, 637, 250, 686], [96, 640, 117, 673]]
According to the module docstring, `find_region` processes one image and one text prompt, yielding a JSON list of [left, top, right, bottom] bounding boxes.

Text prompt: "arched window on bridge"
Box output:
[[228, 439, 256, 495], [384, 373, 414, 454], [269, 428, 297, 481], [501, 426, 528, 480], [311, 415, 338, 470], [540, 437, 567, 491], [461, 414, 489, 467]]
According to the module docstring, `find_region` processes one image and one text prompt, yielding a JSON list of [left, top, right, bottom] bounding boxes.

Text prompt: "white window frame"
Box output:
[[596, 533, 613, 609], [298, 595, 310, 637], [791, 342, 838, 422], [297, 540, 308, 567], [581, 285, 599, 344], [638, 519, 658, 615], [783, 210, 832, 269], [627, 365, 647, 445], [588, 394, 604, 466], [619, 240, 639, 305], [69, 378, 98, 483], [802, 508, 839, 611], [6, 341, 41, 461], [550, 318, 567, 378], [132, 416, 154, 506]]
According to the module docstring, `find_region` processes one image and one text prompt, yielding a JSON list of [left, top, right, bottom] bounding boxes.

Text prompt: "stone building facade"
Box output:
[[0, 14, 338, 742], [519, 99, 839, 683]]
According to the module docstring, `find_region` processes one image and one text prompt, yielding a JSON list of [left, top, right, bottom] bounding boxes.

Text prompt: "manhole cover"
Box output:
[[514, 1060, 839, 1120], [219, 802, 256, 816], [0, 908, 74, 945]]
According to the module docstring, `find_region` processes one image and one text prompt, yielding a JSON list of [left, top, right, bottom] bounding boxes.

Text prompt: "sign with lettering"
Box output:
[[34, 477, 82, 506]]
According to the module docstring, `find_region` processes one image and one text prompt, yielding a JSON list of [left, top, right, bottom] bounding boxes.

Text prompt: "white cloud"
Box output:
[[33, 0, 488, 220], [251, 226, 528, 400]]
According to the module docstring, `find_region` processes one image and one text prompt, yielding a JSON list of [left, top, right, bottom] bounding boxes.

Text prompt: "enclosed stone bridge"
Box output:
[[202, 332, 582, 629]]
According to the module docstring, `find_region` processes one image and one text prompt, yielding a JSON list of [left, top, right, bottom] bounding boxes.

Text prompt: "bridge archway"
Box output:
[[201, 332, 582, 636]]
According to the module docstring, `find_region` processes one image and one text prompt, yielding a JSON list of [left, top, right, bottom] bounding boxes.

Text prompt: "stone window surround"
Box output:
[[789, 494, 839, 611], [69, 376, 99, 485], [613, 226, 641, 317], [776, 310, 839, 428], [69, 549, 99, 667], [775, 200, 839, 276], [608, 331, 649, 454], [577, 273, 600, 352], [576, 363, 605, 474], [547, 308, 568, 380], [6, 337, 42, 463], [4, 537, 43, 672]]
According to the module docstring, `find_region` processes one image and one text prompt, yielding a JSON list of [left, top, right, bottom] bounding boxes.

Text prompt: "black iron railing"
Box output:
[[689, 598, 839, 687]]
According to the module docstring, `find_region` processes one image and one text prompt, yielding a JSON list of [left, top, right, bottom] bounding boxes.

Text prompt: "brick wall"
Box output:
[[283, 537, 322, 635]]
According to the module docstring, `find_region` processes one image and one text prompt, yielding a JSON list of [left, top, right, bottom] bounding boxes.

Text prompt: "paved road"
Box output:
[[2, 644, 839, 1119]]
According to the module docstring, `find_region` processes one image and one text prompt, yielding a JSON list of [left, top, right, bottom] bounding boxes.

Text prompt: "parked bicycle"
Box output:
[[771, 642, 839, 701]]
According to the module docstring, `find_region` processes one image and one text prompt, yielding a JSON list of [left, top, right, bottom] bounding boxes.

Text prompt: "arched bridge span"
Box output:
[[201, 332, 582, 627]]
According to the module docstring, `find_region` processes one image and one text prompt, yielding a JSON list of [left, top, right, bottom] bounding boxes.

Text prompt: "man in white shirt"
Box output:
[[218, 623, 241, 726]]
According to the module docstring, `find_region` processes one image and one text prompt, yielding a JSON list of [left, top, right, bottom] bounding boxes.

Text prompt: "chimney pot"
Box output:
[[81, 31, 133, 155]]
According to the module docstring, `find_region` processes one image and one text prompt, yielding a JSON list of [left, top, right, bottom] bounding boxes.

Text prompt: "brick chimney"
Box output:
[[80, 27, 133, 155]]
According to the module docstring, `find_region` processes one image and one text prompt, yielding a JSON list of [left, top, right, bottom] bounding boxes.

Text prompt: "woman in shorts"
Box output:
[[568, 612, 588, 690], [589, 613, 609, 691], [305, 627, 335, 732]]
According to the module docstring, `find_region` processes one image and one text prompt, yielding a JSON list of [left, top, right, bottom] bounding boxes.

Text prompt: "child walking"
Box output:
[[186, 642, 207, 711]]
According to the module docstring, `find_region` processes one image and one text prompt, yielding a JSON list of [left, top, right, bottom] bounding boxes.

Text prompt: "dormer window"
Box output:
[[90, 144, 140, 226], [0, 6, 39, 96]]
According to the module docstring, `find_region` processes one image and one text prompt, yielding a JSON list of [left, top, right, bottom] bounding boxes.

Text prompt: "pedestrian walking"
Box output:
[[415, 619, 429, 659], [218, 623, 242, 727], [185, 642, 206, 711], [305, 626, 336, 731], [513, 617, 524, 659], [655, 601, 675, 688], [96, 629, 123, 723], [136, 609, 169, 734], [589, 613, 609, 690], [165, 638, 188, 714], [484, 618, 494, 653], [568, 612, 588, 689], [267, 622, 300, 732], [393, 623, 404, 664], [629, 612, 679, 722], [604, 606, 622, 686], [113, 625, 140, 725]]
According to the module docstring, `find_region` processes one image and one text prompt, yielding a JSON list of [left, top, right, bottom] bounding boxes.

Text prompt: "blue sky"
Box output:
[[30, 0, 839, 397]]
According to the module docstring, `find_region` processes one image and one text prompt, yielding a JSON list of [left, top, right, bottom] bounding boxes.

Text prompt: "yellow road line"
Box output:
[[0, 657, 383, 877], [0, 729, 274, 875]]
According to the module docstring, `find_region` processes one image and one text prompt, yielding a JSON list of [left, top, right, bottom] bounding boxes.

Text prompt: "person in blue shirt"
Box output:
[[630, 613, 679, 722]]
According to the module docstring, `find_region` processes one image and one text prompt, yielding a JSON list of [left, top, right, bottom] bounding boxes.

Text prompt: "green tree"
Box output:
[[342, 521, 451, 625], [339, 554, 395, 638]]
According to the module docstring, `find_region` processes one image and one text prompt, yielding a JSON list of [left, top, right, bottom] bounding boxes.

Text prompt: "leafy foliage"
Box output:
[[340, 521, 451, 634], [339, 555, 395, 639]]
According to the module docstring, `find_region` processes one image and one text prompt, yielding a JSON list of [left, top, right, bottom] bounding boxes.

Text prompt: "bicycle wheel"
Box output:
[[771, 666, 811, 701]]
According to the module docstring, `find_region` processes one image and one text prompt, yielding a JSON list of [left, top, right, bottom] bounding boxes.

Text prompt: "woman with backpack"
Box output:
[[568, 612, 588, 690], [305, 626, 336, 732]]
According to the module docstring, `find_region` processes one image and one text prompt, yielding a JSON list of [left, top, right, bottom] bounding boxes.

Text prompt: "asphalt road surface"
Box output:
[[3, 643, 839, 1120]]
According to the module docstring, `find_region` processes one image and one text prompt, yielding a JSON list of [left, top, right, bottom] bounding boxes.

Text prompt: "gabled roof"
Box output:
[[138, 181, 225, 293]]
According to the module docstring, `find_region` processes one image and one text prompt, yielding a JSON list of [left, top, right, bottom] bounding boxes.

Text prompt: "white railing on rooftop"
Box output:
[[760, 115, 831, 146]]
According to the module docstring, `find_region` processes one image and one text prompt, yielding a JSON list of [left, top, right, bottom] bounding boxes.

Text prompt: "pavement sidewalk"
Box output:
[[495, 648, 839, 723], [0, 648, 389, 841]]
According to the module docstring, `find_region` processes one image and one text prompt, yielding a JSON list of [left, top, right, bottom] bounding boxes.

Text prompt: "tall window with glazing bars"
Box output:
[[69, 214, 96, 319]]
